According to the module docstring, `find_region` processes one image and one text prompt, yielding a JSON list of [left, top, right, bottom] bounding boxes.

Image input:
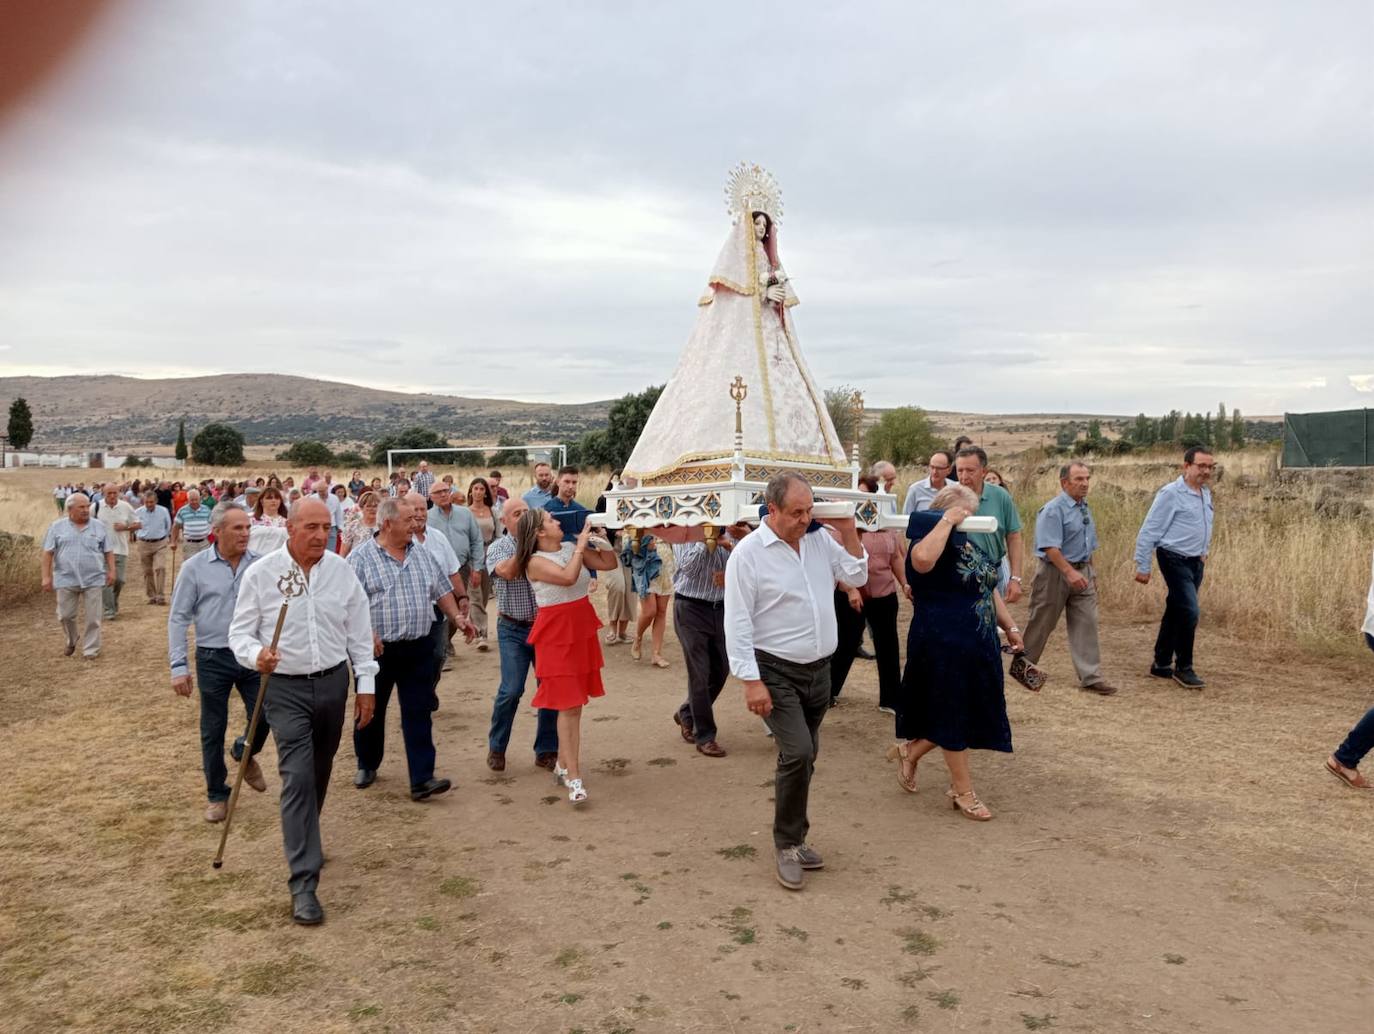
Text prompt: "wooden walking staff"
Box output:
[[212, 565, 308, 869]]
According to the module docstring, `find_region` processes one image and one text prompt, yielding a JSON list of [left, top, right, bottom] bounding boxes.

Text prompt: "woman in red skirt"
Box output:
[[515, 508, 619, 803]]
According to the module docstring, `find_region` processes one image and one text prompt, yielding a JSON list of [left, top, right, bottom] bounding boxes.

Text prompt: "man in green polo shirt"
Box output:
[[173, 488, 214, 560], [954, 446, 1025, 603]]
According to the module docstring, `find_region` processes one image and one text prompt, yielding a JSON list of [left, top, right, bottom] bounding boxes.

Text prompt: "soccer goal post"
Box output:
[[386, 443, 567, 476]]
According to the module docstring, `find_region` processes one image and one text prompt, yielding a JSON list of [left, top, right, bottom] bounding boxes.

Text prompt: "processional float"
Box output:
[[588, 162, 994, 547]]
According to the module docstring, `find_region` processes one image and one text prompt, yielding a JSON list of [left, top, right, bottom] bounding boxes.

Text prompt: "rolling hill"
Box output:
[[0, 374, 613, 450]]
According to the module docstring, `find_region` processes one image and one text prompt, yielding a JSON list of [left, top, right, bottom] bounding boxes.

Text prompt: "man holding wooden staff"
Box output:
[[229, 497, 377, 926]]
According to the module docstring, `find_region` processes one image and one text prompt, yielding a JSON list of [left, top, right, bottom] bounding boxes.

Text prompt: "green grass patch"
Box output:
[[928, 989, 960, 1009], [900, 929, 940, 956], [717, 844, 757, 860], [1021, 1013, 1055, 1030], [553, 946, 584, 967], [439, 875, 478, 898]]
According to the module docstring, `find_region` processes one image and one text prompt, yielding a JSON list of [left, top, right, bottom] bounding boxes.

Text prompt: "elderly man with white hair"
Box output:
[[41, 492, 115, 659], [93, 482, 136, 619], [172, 487, 214, 560]]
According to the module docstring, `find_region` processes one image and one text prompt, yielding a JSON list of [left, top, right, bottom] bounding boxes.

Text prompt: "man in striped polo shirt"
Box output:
[[671, 522, 752, 757], [172, 488, 214, 560]]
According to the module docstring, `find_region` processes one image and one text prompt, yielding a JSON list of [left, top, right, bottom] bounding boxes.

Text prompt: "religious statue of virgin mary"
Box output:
[[622, 163, 848, 485]]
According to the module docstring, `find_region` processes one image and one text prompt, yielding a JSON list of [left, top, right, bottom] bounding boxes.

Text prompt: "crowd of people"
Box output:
[[37, 443, 1374, 912]]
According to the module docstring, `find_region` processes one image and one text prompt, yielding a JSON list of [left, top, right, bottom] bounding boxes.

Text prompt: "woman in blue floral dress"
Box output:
[[890, 484, 1025, 820]]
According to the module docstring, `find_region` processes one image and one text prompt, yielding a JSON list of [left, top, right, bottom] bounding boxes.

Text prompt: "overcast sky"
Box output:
[[1, 1, 1370, 416]]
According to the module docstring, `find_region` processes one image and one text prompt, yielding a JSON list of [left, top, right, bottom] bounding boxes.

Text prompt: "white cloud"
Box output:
[[0, 1, 1369, 417], [1349, 375, 1374, 393]]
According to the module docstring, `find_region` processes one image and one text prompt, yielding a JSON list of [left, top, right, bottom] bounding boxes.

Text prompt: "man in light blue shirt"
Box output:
[[168, 503, 269, 822], [132, 490, 173, 604], [902, 451, 953, 514], [41, 492, 114, 658], [1134, 447, 1216, 689], [521, 461, 555, 509], [1022, 462, 1116, 695]]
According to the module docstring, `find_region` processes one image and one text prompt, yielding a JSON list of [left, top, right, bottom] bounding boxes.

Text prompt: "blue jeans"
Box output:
[[196, 646, 269, 802], [488, 617, 558, 755], [1154, 549, 1205, 672], [327, 526, 339, 553], [1333, 634, 1374, 769]]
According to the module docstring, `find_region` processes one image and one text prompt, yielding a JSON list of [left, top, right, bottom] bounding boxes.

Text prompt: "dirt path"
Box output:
[[2, 586, 1371, 1033]]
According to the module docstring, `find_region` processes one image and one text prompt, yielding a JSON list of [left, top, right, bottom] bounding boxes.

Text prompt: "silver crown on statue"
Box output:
[[724, 161, 783, 224]]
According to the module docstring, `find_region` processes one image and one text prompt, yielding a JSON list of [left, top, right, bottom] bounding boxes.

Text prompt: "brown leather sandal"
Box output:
[[1325, 755, 1372, 790]]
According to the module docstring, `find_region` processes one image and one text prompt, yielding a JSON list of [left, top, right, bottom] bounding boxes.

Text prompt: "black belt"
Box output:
[[755, 649, 828, 672], [499, 613, 534, 627], [274, 660, 347, 681], [677, 594, 725, 610], [185, 538, 208, 543], [140, 537, 167, 543]]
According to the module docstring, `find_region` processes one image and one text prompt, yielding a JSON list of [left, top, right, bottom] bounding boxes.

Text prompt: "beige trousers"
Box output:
[[1021, 557, 1104, 688], [603, 559, 637, 624], [57, 586, 103, 656], [139, 539, 169, 601], [181, 538, 211, 560]]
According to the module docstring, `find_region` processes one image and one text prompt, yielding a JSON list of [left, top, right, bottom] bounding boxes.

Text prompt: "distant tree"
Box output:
[[334, 449, 367, 467], [861, 407, 941, 468], [1158, 410, 1180, 442], [1216, 402, 1227, 440], [1054, 422, 1079, 449], [121, 455, 152, 468], [1202, 414, 1213, 447], [1229, 409, 1245, 449], [174, 418, 187, 461], [369, 426, 449, 466], [277, 440, 335, 466], [569, 429, 614, 469], [598, 385, 664, 469], [7, 397, 33, 450], [487, 435, 529, 467], [190, 422, 246, 465], [824, 385, 864, 454]]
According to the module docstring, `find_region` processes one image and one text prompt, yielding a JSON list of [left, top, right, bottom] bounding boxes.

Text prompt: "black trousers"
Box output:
[[829, 589, 868, 701], [674, 595, 729, 744], [263, 663, 349, 896], [353, 636, 439, 787], [757, 650, 830, 850], [829, 591, 902, 708]]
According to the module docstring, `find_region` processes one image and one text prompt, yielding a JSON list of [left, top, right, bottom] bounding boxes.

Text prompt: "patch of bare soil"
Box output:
[[1, 586, 1371, 1033]]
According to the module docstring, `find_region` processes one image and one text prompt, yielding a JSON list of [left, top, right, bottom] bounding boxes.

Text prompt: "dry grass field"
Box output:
[[1, 455, 1372, 1033]]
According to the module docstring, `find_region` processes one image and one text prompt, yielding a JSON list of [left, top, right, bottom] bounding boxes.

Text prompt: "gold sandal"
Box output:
[[947, 787, 992, 821], [885, 741, 919, 793]]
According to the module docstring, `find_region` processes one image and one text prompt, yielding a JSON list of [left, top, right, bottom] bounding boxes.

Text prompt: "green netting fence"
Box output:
[[1282, 408, 1373, 467]]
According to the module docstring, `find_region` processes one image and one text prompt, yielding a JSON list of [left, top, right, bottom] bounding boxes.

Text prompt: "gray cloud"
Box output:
[[0, 0, 1370, 418]]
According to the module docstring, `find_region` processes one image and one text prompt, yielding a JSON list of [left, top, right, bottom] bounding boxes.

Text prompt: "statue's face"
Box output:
[[753, 213, 768, 240]]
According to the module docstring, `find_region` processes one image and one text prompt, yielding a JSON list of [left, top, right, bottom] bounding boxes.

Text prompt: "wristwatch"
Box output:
[[1009, 576, 1023, 583]]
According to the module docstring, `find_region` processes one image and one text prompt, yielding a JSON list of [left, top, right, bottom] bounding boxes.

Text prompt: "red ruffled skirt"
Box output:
[[528, 596, 605, 710]]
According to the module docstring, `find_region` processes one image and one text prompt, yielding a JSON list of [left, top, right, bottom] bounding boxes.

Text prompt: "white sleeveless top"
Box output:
[[531, 542, 590, 607]]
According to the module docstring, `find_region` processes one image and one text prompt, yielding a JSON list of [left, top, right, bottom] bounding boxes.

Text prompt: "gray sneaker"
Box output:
[[794, 843, 824, 870], [775, 847, 804, 890]]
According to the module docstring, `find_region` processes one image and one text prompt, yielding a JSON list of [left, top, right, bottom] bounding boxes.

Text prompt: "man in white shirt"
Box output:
[[229, 498, 378, 926], [725, 473, 868, 891], [93, 483, 136, 619], [316, 480, 343, 553]]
